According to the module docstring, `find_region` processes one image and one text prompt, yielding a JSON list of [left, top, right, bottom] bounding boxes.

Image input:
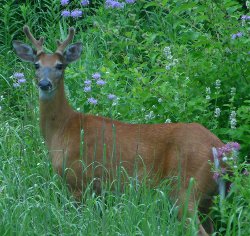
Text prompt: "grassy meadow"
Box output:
[[0, 0, 250, 235]]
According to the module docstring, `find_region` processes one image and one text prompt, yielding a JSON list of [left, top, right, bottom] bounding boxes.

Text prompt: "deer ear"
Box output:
[[64, 42, 83, 64], [13, 41, 36, 62]]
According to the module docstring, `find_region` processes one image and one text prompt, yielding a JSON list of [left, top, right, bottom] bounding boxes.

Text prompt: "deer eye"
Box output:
[[56, 64, 63, 70], [34, 63, 40, 70]]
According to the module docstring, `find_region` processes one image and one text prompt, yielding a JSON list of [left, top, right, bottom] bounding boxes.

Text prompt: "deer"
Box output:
[[13, 26, 225, 236]]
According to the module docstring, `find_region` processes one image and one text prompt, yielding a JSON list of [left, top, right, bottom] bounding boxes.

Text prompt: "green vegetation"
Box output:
[[0, 0, 249, 235]]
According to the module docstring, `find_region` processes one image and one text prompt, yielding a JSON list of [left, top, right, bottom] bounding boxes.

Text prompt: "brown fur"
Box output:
[[40, 75, 223, 236], [14, 33, 224, 235]]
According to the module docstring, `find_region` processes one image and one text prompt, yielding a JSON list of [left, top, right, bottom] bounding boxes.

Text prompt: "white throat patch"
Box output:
[[39, 88, 56, 101]]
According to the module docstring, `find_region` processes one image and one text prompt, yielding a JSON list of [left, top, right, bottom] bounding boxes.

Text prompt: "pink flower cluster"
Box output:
[[213, 142, 240, 182], [216, 142, 240, 159]]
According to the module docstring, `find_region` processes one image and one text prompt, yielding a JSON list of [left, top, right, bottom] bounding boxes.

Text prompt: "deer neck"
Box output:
[[39, 79, 74, 146]]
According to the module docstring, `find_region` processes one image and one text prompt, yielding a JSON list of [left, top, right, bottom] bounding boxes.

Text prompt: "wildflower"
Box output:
[[231, 32, 243, 39], [145, 111, 155, 120], [84, 86, 91, 92], [222, 156, 228, 162], [105, 0, 125, 9], [230, 87, 236, 96], [71, 9, 83, 18], [107, 94, 116, 100], [205, 87, 211, 100], [221, 168, 227, 174], [165, 119, 171, 123], [96, 79, 106, 86], [163, 46, 171, 57], [13, 72, 24, 79], [18, 78, 26, 84], [213, 172, 220, 181], [215, 80, 221, 89], [158, 98, 162, 103], [60, 0, 69, 5], [206, 87, 211, 94], [61, 10, 71, 17], [230, 142, 240, 150], [81, 0, 89, 6], [84, 80, 92, 85], [243, 170, 249, 176], [229, 111, 237, 129], [165, 65, 171, 70], [172, 59, 178, 66], [92, 72, 101, 80], [13, 83, 20, 88], [216, 142, 240, 158], [88, 97, 98, 105], [125, 0, 136, 3], [241, 15, 250, 20], [214, 108, 221, 117]]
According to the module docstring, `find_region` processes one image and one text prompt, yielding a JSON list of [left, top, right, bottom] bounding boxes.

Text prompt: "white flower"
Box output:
[[214, 108, 221, 117], [222, 156, 228, 162], [165, 65, 171, 70], [215, 80, 221, 89], [230, 87, 236, 96], [165, 119, 171, 123], [158, 98, 163, 103], [145, 111, 155, 120], [206, 87, 211, 94], [230, 111, 237, 129]]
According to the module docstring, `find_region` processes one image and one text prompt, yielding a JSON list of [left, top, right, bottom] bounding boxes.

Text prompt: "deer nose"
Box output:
[[38, 79, 52, 91]]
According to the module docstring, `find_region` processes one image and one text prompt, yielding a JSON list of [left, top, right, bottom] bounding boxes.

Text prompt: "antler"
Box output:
[[56, 27, 75, 55], [23, 25, 44, 55]]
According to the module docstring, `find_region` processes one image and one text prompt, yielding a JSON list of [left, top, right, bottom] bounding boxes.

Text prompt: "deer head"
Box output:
[[13, 26, 83, 100]]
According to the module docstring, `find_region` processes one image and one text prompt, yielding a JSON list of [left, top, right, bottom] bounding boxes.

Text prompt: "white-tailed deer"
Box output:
[[13, 26, 224, 236]]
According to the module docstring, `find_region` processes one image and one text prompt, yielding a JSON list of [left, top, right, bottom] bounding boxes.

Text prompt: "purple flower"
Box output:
[[216, 142, 240, 158], [84, 86, 91, 92], [88, 97, 98, 105], [81, 0, 89, 6], [13, 83, 20, 88], [241, 15, 250, 20], [105, 0, 125, 9], [107, 94, 117, 100], [71, 9, 83, 18], [13, 72, 24, 79], [125, 0, 136, 3], [60, 0, 69, 5], [231, 32, 243, 40], [213, 172, 220, 181], [84, 80, 92, 85], [96, 79, 106, 86], [229, 142, 240, 151], [18, 78, 26, 84], [61, 10, 71, 17], [243, 170, 249, 176], [92, 72, 101, 80], [221, 168, 227, 174]]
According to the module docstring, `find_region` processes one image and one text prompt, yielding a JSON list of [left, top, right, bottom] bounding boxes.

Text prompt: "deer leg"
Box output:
[[177, 189, 210, 236]]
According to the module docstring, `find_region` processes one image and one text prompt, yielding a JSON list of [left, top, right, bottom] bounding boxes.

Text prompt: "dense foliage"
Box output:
[[0, 0, 249, 235]]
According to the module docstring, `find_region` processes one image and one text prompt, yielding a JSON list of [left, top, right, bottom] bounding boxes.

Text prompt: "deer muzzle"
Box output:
[[38, 79, 52, 91]]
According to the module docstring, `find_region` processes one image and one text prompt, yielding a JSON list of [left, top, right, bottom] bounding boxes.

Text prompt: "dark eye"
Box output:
[[34, 63, 40, 70], [56, 64, 64, 70]]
